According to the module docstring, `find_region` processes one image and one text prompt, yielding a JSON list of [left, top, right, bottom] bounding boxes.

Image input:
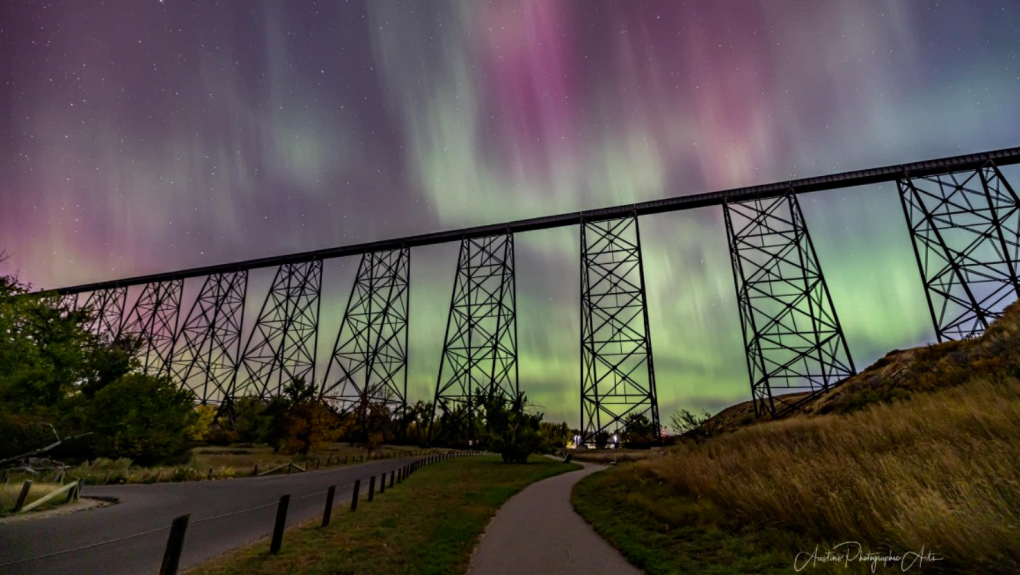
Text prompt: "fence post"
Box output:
[[253, 464, 258, 476], [368, 476, 376, 501], [322, 485, 336, 527], [351, 479, 361, 511], [379, 474, 385, 494], [389, 471, 394, 488], [159, 514, 190, 575], [344, 456, 349, 465], [12, 480, 32, 512], [270, 495, 290, 554], [397, 467, 402, 484]]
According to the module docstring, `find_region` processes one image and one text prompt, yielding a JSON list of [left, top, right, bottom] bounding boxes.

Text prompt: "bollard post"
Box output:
[[270, 495, 290, 554], [322, 485, 336, 527], [316, 459, 321, 470], [253, 464, 258, 476], [13, 480, 32, 512], [379, 474, 385, 494], [368, 476, 376, 501], [159, 514, 190, 575], [397, 467, 403, 484], [389, 470, 394, 488], [351, 479, 361, 511]]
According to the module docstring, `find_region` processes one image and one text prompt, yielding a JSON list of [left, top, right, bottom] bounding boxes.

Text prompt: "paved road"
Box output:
[[0, 455, 433, 575], [467, 461, 641, 575]]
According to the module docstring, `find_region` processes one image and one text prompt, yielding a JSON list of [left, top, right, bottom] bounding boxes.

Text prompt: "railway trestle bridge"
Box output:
[[38, 146, 1020, 443]]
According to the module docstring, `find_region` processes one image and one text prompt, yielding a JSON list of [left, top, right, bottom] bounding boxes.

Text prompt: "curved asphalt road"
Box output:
[[0, 455, 435, 575], [467, 462, 641, 575]]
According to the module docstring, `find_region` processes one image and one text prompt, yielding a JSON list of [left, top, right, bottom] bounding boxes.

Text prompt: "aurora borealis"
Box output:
[[2, 1, 1019, 426]]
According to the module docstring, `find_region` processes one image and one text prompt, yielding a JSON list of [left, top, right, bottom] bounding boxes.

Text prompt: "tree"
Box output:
[[668, 408, 717, 442], [622, 413, 657, 447], [480, 390, 543, 463], [87, 373, 197, 465]]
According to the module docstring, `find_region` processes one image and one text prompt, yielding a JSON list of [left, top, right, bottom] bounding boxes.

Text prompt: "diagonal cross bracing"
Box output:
[[430, 233, 518, 442], [81, 287, 128, 338], [898, 163, 1020, 341], [321, 248, 410, 421], [119, 279, 184, 375], [169, 271, 248, 404], [724, 191, 855, 418], [232, 260, 322, 399], [580, 215, 660, 444]]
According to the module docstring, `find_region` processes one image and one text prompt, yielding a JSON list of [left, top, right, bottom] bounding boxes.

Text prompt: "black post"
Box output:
[[351, 479, 361, 511], [379, 473, 386, 494], [389, 470, 394, 488], [344, 456, 349, 464], [270, 495, 290, 554], [159, 514, 190, 575], [253, 464, 258, 476], [368, 475, 376, 501], [12, 480, 32, 512], [322, 485, 336, 527], [397, 467, 403, 483]]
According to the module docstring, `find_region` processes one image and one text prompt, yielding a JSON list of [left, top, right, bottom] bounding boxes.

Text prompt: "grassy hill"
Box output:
[[572, 301, 1020, 574]]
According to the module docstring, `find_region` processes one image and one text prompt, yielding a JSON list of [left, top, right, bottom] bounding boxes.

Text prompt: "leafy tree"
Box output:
[[186, 404, 218, 441], [229, 396, 270, 444], [480, 390, 543, 463], [87, 373, 197, 465], [668, 408, 717, 442], [622, 412, 657, 447], [539, 421, 570, 452]]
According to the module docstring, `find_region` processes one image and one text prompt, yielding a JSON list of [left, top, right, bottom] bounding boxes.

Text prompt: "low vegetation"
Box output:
[[187, 455, 580, 575], [0, 482, 71, 516], [574, 303, 1020, 574]]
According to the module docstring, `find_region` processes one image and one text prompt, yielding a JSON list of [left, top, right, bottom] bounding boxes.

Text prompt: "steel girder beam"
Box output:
[[81, 287, 128, 338], [169, 271, 248, 405], [898, 163, 1020, 341], [429, 233, 518, 443], [321, 248, 410, 421], [232, 260, 322, 399], [579, 215, 660, 444], [119, 279, 185, 375], [724, 191, 856, 418]]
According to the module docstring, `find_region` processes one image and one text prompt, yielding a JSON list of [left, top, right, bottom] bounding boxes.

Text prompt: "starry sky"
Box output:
[[1, 0, 1019, 426]]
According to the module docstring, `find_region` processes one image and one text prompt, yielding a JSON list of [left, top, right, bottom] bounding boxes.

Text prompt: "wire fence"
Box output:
[[0, 451, 474, 574]]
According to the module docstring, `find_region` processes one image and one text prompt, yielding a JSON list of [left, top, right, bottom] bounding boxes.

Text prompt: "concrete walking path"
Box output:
[[467, 461, 641, 575]]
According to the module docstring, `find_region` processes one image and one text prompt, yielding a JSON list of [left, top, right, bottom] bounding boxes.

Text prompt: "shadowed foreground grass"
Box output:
[[187, 455, 580, 575], [574, 377, 1020, 574]]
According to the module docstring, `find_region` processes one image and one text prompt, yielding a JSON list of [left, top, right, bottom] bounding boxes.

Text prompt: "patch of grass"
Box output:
[[575, 377, 1020, 574], [0, 482, 69, 516], [186, 455, 580, 575]]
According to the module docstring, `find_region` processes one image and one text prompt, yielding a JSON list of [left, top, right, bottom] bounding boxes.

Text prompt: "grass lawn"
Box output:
[[572, 465, 800, 575], [186, 454, 581, 575]]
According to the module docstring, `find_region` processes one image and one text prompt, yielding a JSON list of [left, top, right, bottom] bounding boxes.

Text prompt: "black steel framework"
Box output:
[[724, 191, 856, 418], [169, 271, 248, 404], [898, 162, 1020, 341], [232, 261, 322, 399], [429, 233, 518, 442], [119, 279, 184, 374], [580, 215, 660, 443], [321, 248, 410, 421], [81, 287, 127, 338]]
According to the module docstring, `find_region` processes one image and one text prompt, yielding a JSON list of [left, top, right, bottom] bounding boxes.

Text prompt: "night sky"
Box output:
[[2, 0, 1019, 426]]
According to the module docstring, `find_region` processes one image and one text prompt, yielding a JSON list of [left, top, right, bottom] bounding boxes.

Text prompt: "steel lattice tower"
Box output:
[[898, 163, 1020, 341], [169, 271, 248, 404], [232, 260, 322, 399], [724, 191, 856, 418], [429, 233, 518, 443], [321, 248, 410, 421], [82, 287, 128, 338], [119, 279, 184, 374], [580, 215, 660, 444]]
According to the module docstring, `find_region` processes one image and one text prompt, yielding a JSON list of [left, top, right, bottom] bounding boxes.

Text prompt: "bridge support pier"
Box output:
[[169, 270, 248, 406], [898, 162, 1020, 341], [82, 286, 128, 338], [430, 232, 518, 444], [321, 248, 411, 432], [579, 214, 660, 445], [120, 279, 184, 375], [232, 260, 322, 399], [724, 190, 855, 418]]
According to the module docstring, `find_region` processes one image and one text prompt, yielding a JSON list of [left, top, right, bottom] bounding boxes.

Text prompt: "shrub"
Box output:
[[88, 374, 197, 465]]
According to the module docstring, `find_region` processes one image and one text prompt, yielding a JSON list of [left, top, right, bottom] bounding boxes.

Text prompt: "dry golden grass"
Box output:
[[642, 377, 1020, 573], [0, 482, 67, 515]]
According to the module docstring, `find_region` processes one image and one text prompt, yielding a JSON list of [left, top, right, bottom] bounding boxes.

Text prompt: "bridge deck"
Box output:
[[46, 146, 1020, 295]]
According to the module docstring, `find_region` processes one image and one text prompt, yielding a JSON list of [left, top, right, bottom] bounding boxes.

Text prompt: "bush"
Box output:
[[88, 374, 197, 465], [480, 390, 543, 464]]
